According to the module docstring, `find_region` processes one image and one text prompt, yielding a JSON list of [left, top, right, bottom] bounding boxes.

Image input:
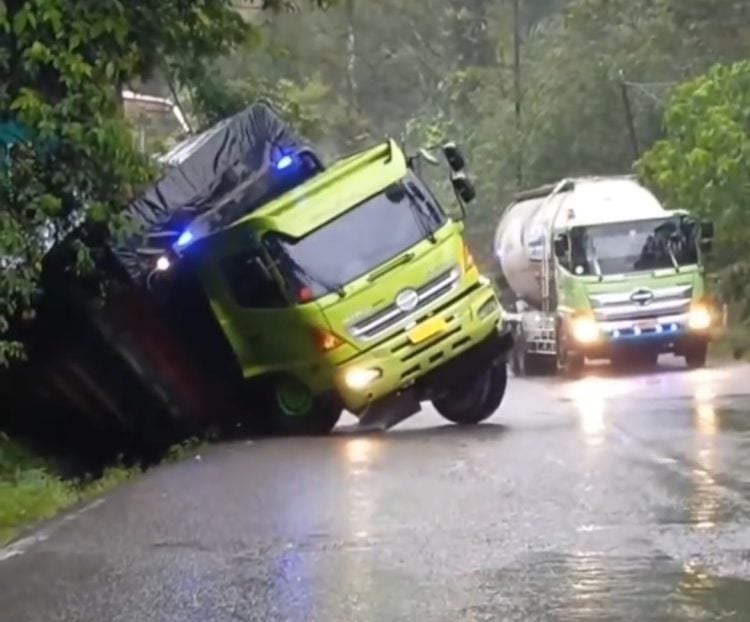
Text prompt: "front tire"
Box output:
[[261, 375, 342, 436], [685, 341, 708, 369], [432, 363, 508, 425]]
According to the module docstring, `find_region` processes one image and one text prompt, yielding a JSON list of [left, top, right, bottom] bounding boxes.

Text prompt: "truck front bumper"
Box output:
[[571, 312, 711, 358], [333, 285, 512, 414]]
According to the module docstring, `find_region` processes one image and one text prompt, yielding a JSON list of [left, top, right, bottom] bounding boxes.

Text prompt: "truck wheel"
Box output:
[[685, 341, 708, 369], [263, 375, 342, 436], [560, 351, 584, 378], [432, 363, 508, 425]]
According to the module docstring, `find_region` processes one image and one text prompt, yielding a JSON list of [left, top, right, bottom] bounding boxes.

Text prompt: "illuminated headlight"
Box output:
[[155, 256, 171, 271], [344, 367, 381, 390], [571, 316, 599, 344], [688, 305, 711, 330], [477, 296, 498, 319]]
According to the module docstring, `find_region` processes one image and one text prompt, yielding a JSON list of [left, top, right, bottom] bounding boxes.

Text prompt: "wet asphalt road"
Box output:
[[3, 358, 750, 621]]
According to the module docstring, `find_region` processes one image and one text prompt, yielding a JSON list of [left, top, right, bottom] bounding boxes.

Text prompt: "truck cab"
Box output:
[[496, 176, 714, 376], [173, 139, 512, 433]]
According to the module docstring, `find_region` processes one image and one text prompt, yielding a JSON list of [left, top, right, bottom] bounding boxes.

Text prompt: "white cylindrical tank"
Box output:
[[493, 176, 669, 310]]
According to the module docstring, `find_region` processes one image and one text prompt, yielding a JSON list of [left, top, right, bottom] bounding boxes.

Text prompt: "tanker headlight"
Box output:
[[571, 316, 599, 344], [688, 304, 711, 331]]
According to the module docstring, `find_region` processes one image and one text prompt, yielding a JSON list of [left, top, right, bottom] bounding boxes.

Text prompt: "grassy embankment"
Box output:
[[0, 434, 203, 546]]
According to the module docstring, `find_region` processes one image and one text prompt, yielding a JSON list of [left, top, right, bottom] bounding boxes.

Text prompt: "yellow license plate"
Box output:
[[407, 316, 448, 344]]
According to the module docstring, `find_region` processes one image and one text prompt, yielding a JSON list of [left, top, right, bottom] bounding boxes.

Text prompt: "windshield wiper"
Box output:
[[665, 237, 681, 273], [292, 259, 346, 299], [587, 240, 603, 281]]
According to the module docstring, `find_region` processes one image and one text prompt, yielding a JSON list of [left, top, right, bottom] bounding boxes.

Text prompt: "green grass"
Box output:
[[0, 434, 206, 546]]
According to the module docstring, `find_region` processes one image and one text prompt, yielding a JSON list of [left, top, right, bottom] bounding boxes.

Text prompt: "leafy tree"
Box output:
[[0, 0, 302, 363], [638, 59, 750, 278]]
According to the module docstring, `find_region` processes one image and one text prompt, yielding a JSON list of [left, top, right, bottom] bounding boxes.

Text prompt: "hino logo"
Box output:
[[630, 288, 655, 305], [395, 288, 419, 312]]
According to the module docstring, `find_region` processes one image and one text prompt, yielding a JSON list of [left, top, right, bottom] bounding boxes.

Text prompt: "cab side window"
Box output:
[[220, 251, 288, 308]]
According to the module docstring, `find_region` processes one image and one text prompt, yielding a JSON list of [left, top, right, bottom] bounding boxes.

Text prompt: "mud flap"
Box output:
[[356, 389, 422, 432]]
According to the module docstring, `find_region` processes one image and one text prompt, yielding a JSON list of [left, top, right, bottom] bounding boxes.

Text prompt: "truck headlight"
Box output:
[[344, 367, 381, 390], [688, 304, 711, 330], [571, 316, 599, 344]]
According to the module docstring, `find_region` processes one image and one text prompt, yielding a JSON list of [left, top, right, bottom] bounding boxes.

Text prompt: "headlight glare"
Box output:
[[571, 316, 599, 344], [344, 367, 381, 390], [688, 305, 711, 331]]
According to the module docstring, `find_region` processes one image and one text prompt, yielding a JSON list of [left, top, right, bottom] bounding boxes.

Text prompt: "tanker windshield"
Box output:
[[264, 174, 446, 301], [569, 217, 698, 276]]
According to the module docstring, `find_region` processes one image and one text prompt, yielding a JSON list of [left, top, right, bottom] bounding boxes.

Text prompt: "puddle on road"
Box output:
[[462, 551, 750, 621]]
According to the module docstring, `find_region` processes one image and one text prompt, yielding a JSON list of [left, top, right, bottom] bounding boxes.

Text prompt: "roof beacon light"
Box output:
[[275, 154, 294, 170], [176, 230, 193, 247]]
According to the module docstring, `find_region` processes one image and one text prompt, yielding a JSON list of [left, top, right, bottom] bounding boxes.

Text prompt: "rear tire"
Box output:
[[432, 363, 508, 425], [685, 341, 708, 369]]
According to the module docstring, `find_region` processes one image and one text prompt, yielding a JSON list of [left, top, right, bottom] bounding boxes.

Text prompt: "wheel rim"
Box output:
[[275, 376, 314, 417]]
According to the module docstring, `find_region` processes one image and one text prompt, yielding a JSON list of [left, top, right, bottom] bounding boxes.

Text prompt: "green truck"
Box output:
[[129, 105, 512, 435], [493, 176, 715, 376]]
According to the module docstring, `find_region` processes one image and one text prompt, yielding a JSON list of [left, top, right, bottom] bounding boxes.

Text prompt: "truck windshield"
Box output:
[[264, 175, 446, 301], [569, 217, 698, 276]]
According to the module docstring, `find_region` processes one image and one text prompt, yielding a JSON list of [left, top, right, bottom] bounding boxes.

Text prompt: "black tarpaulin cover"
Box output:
[[113, 102, 320, 283]]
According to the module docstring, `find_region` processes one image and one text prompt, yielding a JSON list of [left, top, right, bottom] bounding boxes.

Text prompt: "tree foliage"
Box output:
[[0, 0, 257, 363], [194, 0, 750, 269], [638, 59, 750, 314], [4, 0, 750, 362]]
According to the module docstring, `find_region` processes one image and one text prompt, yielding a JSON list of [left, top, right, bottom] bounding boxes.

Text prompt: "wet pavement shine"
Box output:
[[2, 358, 750, 621]]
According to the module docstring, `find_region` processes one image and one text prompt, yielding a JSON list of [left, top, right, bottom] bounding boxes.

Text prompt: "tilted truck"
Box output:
[[493, 176, 715, 376], [117, 103, 513, 435]]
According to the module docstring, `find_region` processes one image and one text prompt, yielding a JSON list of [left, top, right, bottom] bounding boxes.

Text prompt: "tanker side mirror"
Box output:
[[699, 219, 714, 254], [442, 142, 466, 172], [553, 233, 569, 258]]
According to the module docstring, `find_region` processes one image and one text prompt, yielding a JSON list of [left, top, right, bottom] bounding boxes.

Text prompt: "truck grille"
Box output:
[[348, 266, 460, 341], [589, 284, 692, 322]]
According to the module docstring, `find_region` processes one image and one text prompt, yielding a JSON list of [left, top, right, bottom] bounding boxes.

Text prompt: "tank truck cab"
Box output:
[[497, 176, 715, 377]]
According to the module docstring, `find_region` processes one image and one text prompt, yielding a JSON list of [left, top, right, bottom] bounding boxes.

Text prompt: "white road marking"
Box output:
[[0, 498, 106, 563]]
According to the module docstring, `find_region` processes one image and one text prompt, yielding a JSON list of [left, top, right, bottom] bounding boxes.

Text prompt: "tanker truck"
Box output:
[[493, 176, 715, 376]]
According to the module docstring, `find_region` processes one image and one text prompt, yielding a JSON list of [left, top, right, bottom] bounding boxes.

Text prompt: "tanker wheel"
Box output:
[[511, 331, 546, 377], [263, 374, 342, 436], [557, 343, 584, 378], [432, 363, 508, 425], [685, 340, 708, 369]]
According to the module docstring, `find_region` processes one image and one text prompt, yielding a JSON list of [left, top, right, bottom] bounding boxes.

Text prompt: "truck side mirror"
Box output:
[[451, 171, 475, 204], [442, 142, 466, 172], [700, 219, 714, 254], [553, 233, 569, 258]]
